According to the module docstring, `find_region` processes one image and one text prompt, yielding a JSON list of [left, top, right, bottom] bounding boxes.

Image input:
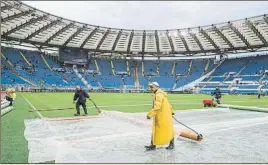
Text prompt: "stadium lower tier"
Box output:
[[1, 46, 268, 93]]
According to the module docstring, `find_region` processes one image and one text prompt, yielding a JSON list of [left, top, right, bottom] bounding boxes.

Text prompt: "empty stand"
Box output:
[[2, 46, 268, 94]]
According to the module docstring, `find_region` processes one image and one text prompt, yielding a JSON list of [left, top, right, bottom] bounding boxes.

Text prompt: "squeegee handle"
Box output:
[[172, 116, 200, 135], [88, 98, 101, 113]]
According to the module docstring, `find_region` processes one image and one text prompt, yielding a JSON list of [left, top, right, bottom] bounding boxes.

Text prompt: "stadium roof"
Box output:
[[1, 1, 268, 57]]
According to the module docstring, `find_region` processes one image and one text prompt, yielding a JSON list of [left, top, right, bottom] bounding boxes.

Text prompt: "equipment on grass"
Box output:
[[29, 107, 74, 112], [28, 99, 101, 113], [88, 98, 101, 113], [1, 100, 10, 109], [1, 106, 14, 116], [217, 104, 268, 113], [1, 99, 14, 116], [202, 99, 216, 107], [172, 116, 203, 141]]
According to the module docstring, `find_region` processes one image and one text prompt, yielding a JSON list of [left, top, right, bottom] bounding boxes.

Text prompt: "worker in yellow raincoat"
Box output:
[[145, 82, 175, 151], [6, 85, 16, 106]]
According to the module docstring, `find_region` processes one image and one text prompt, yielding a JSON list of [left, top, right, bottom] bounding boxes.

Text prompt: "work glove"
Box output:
[[147, 116, 150, 120]]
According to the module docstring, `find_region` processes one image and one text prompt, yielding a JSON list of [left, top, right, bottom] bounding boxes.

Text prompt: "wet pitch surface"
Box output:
[[24, 108, 268, 163]]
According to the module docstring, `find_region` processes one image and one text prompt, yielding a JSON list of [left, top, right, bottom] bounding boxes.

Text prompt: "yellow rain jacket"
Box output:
[[7, 87, 16, 99], [147, 89, 174, 145]]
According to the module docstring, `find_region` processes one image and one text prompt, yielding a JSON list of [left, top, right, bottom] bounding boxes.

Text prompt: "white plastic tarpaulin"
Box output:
[[24, 109, 268, 163]]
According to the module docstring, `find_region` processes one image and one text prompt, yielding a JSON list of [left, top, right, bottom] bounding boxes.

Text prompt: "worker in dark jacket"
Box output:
[[258, 89, 263, 99], [73, 86, 89, 116], [212, 87, 222, 104]]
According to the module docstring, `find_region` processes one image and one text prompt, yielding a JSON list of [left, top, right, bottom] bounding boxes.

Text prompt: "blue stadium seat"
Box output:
[[2, 46, 268, 94]]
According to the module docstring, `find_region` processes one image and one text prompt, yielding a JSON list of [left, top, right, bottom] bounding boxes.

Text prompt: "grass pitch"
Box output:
[[1, 92, 267, 163], [20, 92, 268, 117]]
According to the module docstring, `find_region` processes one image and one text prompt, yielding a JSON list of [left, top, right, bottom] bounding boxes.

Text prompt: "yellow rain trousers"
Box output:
[[147, 89, 174, 145]]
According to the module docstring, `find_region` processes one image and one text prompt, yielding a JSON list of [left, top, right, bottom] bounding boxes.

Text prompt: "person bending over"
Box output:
[[212, 87, 222, 104], [6, 85, 16, 106], [145, 82, 175, 151], [73, 86, 89, 116]]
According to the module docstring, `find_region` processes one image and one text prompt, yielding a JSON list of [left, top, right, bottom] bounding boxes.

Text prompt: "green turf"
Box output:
[[21, 92, 268, 118], [22, 92, 216, 118], [1, 92, 268, 163], [1, 93, 40, 163]]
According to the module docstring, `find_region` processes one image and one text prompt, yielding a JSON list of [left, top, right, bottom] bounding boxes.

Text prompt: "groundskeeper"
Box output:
[[258, 89, 262, 99], [5, 85, 16, 106], [73, 86, 90, 116], [145, 82, 175, 151], [212, 87, 222, 104]]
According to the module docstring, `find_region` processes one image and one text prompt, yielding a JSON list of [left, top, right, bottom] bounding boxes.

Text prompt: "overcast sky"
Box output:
[[23, 1, 268, 30]]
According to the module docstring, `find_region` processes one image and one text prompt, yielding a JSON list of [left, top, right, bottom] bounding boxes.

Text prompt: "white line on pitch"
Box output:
[[21, 93, 44, 119]]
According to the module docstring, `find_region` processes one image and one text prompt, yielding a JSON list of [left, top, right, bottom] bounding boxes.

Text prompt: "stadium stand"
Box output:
[[2, 45, 268, 95], [1, 47, 85, 87], [199, 55, 268, 94], [1, 1, 268, 95], [2, 44, 268, 94], [113, 60, 127, 72]]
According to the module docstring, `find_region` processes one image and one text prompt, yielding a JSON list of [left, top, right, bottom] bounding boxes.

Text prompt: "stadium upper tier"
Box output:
[[1, 1, 268, 56]]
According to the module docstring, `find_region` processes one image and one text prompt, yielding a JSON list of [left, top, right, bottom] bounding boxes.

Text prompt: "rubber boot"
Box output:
[[166, 138, 174, 150], [145, 140, 156, 151], [145, 145, 156, 151]]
